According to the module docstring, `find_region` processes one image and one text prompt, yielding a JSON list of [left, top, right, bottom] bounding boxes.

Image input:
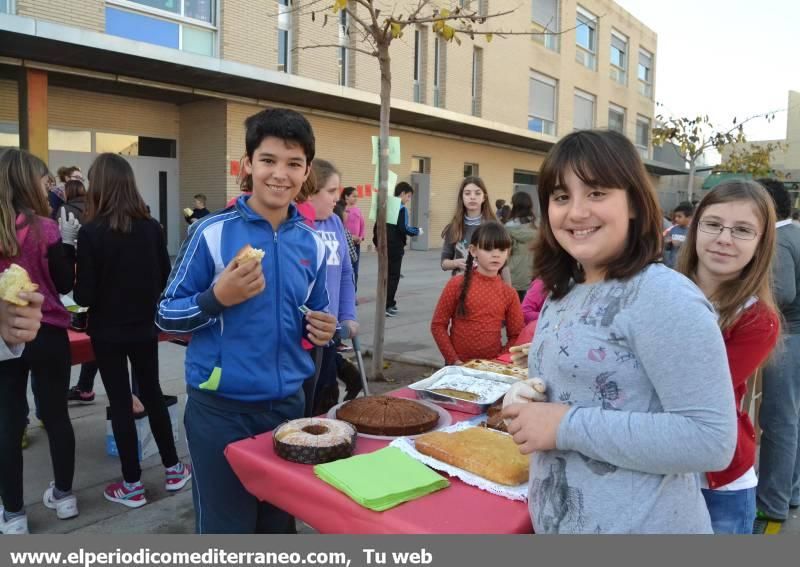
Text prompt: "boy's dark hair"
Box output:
[[758, 178, 791, 219], [244, 108, 315, 162], [495, 199, 506, 209], [394, 181, 414, 197], [193, 193, 207, 203], [457, 221, 511, 317], [673, 201, 694, 216]]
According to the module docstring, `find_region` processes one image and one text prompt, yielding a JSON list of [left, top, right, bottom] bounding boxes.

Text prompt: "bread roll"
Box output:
[[234, 244, 265, 265], [0, 264, 38, 306]]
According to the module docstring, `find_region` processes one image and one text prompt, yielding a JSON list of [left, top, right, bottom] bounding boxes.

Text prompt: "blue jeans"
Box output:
[[757, 333, 800, 520], [702, 487, 756, 534]]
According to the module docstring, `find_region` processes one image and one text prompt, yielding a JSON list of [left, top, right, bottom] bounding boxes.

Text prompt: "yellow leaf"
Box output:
[[486, 33, 493, 43], [443, 25, 455, 41], [333, 0, 347, 13], [391, 22, 404, 38], [440, 8, 450, 18]]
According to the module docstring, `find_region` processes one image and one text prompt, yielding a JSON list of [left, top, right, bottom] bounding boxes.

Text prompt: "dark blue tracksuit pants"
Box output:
[[184, 387, 304, 534]]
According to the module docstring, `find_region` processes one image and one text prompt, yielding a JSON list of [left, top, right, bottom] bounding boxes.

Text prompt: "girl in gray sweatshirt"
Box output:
[[502, 130, 737, 533]]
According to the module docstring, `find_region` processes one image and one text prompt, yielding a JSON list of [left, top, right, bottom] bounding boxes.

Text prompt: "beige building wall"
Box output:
[[220, 0, 277, 69], [785, 90, 800, 171], [0, 80, 18, 122], [16, 0, 104, 32], [180, 100, 228, 221]]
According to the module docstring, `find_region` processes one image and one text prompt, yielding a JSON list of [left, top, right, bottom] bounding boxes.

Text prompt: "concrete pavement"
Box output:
[[18, 248, 800, 534]]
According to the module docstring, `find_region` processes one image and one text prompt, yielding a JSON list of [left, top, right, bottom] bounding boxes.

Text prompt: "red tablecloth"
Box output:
[[68, 330, 186, 365], [224, 389, 533, 534]]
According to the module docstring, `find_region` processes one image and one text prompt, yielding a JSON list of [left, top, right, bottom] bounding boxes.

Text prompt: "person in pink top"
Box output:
[[520, 278, 547, 324], [339, 187, 364, 291], [0, 149, 80, 534]]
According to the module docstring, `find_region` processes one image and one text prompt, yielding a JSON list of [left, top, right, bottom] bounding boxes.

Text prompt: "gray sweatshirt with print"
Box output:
[[527, 263, 736, 533]]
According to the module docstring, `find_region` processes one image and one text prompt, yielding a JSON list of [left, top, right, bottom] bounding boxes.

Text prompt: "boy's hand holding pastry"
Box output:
[[213, 245, 266, 307]]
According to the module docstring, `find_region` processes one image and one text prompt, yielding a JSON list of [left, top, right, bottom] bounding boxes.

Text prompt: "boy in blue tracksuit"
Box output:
[[156, 109, 336, 534]]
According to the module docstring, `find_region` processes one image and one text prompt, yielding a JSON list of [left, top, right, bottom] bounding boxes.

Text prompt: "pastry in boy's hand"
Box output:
[[0, 264, 38, 306], [234, 244, 265, 265], [502, 377, 547, 427], [183, 207, 193, 217]]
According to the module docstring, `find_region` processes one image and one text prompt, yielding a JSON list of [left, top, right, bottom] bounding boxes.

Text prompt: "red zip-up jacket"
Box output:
[[706, 300, 779, 489]]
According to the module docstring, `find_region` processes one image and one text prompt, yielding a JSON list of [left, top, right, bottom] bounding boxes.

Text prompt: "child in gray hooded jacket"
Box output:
[[502, 130, 737, 534]]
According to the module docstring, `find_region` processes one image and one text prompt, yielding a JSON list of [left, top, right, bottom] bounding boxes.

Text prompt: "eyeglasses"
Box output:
[[697, 220, 758, 241]]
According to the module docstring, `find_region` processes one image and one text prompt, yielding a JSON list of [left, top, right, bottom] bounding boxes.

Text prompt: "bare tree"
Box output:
[[295, 0, 576, 379]]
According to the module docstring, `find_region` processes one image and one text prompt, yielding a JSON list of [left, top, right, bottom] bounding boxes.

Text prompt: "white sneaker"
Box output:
[[43, 482, 79, 520], [0, 506, 29, 534]]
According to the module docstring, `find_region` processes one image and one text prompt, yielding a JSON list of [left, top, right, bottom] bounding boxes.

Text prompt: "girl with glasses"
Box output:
[[676, 180, 780, 533]]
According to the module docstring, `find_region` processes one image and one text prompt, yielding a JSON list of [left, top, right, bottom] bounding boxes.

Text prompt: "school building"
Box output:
[[0, 0, 685, 254]]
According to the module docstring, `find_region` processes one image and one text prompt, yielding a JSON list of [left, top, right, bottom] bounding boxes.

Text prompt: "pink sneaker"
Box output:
[[104, 481, 147, 508], [165, 463, 192, 492]]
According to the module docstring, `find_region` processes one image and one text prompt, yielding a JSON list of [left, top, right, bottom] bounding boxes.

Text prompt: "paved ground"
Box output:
[[18, 248, 800, 534]]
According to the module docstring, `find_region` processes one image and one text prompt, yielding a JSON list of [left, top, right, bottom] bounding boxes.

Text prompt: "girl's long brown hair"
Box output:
[[676, 180, 779, 331], [0, 149, 50, 258], [533, 130, 663, 299], [85, 153, 150, 233], [441, 176, 497, 244]]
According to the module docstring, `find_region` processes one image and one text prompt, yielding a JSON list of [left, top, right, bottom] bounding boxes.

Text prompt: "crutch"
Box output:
[[350, 335, 370, 397]]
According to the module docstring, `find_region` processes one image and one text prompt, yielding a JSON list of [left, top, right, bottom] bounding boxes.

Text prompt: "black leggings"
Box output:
[[0, 324, 74, 513], [92, 337, 178, 483]]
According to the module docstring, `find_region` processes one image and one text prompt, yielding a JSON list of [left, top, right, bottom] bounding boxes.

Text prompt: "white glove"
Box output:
[[58, 208, 80, 247], [418, 228, 424, 235], [502, 377, 547, 427]]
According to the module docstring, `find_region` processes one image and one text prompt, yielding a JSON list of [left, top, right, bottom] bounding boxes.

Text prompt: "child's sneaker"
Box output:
[[0, 507, 29, 534], [165, 462, 192, 492], [43, 482, 79, 519], [104, 480, 147, 508], [753, 510, 783, 534], [67, 387, 95, 404]]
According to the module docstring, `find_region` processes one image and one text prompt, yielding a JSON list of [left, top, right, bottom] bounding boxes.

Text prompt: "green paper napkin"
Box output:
[[314, 447, 449, 511]]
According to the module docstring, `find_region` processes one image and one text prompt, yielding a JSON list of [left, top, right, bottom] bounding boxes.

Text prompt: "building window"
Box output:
[[0, 0, 12, 14], [464, 163, 479, 178], [531, 0, 559, 52], [575, 6, 597, 70], [413, 29, 422, 103], [638, 48, 654, 98], [514, 170, 538, 186], [608, 104, 625, 134], [433, 37, 443, 108], [95, 132, 177, 157], [636, 115, 651, 158], [610, 30, 627, 85], [472, 47, 483, 116], [0, 123, 19, 148], [338, 8, 349, 86], [528, 72, 557, 135], [105, 1, 216, 56], [573, 89, 595, 131], [277, 0, 292, 73]]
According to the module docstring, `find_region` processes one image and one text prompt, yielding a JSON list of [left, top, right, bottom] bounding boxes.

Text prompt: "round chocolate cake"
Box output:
[[336, 396, 439, 436], [273, 418, 357, 464]]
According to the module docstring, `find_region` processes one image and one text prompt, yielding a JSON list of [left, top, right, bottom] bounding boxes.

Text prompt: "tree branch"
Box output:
[[294, 43, 378, 58]]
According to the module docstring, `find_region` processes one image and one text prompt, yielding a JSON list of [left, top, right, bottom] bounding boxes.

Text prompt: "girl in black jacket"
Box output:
[[75, 153, 191, 509]]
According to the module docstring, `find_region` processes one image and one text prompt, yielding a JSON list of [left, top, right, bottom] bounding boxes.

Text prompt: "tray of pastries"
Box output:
[[409, 366, 518, 414]]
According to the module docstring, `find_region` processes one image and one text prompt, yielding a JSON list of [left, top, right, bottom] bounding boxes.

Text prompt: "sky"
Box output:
[[614, 0, 800, 143]]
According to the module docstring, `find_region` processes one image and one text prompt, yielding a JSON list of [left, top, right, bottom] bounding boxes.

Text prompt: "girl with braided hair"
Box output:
[[430, 221, 523, 365]]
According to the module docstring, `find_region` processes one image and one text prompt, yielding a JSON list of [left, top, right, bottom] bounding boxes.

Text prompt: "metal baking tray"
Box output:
[[408, 366, 518, 414]]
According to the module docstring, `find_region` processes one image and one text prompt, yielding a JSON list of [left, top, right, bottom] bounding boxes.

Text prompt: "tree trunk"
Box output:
[[371, 42, 391, 381], [687, 159, 697, 203]]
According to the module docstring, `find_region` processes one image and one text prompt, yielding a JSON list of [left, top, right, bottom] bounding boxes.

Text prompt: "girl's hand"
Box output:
[[306, 311, 337, 346], [502, 402, 570, 454], [1, 291, 44, 345]]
